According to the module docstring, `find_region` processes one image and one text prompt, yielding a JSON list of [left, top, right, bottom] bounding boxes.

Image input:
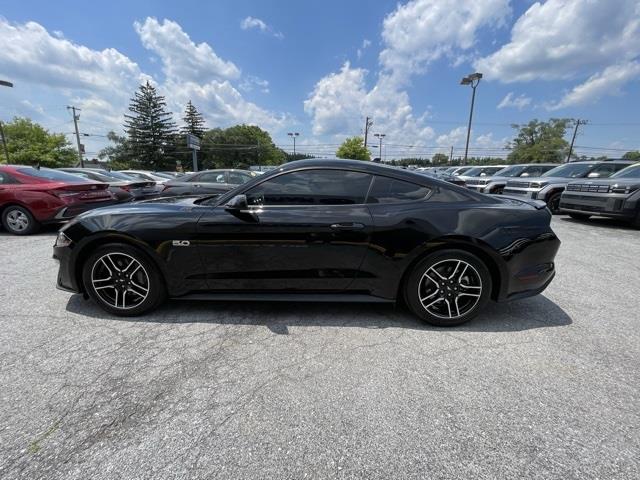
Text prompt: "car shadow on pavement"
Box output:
[[65, 293, 572, 334]]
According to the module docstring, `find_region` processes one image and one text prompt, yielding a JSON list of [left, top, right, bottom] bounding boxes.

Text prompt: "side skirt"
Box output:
[[172, 292, 394, 303]]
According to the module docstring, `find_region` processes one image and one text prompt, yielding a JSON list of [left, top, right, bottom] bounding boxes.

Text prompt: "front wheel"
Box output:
[[547, 192, 562, 214], [82, 243, 166, 316], [404, 249, 492, 327], [1, 205, 40, 235]]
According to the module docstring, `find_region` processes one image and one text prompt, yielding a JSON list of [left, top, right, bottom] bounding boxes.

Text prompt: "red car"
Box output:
[[0, 165, 116, 235]]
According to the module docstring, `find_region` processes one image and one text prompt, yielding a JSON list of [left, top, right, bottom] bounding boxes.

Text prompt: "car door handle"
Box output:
[[330, 222, 365, 230]]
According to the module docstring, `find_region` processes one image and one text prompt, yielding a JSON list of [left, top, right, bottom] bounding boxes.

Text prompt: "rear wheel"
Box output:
[[569, 212, 591, 221], [1, 205, 40, 235], [82, 243, 166, 316], [404, 249, 492, 327]]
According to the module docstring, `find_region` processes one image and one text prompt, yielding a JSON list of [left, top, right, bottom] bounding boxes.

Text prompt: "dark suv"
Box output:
[[560, 162, 640, 226], [502, 160, 634, 213]]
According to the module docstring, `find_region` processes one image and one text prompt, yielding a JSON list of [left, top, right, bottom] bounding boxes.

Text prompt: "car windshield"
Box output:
[[611, 164, 640, 179], [493, 165, 527, 177], [463, 167, 498, 177], [542, 163, 596, 178], [17, 167, 90, 182]]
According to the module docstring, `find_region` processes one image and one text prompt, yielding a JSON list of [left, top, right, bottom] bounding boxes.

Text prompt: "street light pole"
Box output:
[[374, 133, 385, 161], [460, 72, 482, 164], [0, 80, 14, 163], [288, 132, 299, 157]]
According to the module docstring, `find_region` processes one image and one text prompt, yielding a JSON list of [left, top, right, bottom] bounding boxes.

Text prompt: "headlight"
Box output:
[[54, 231, 72, 248], [610, 184, 638, 194], [530, 182, 548, 189]]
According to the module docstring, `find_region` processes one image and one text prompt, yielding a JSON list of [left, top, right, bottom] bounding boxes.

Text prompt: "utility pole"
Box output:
[[566, 119, 587, 163], [0, 121, 9, 163], [1, 79, 14, 163], [363, 116, 373, 149], [67, 106, 84, 168], [449, 146, 454, 165]]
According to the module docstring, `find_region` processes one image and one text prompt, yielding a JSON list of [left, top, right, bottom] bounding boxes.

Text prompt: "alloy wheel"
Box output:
[[90, 252, 150, 310], [6, 209, 29, 232], [417, 259, 483, 319]]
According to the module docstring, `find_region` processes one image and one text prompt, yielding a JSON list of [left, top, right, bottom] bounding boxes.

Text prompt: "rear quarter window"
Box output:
[[366, 176, 430, 204]]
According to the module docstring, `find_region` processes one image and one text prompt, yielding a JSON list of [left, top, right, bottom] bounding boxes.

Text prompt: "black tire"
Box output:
[[404, 249, 492, 327], [631, 210, 640, 229], [82, 243, 166, 316], [1, 205, 40, 235], [569, 212, 591, 221], [547, 192, 562, 214]]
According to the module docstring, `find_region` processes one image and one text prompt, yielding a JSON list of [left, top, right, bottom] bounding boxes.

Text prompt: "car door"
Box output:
[[195, 168, 374, 292]]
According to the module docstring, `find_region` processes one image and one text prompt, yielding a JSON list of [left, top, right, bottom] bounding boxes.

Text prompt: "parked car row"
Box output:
[[442, 159, 639, 227], [0, 165, 259, 235]]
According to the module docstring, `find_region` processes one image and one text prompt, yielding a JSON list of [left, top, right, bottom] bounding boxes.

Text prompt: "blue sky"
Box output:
[[1, 0, 639, 159]]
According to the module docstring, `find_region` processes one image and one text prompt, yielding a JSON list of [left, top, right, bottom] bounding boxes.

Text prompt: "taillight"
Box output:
[[50, 190, 79, 198]]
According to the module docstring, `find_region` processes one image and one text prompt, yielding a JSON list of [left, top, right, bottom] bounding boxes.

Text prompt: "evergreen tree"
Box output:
[[180, 101, 206, 138], [124, 81, 177, 169]]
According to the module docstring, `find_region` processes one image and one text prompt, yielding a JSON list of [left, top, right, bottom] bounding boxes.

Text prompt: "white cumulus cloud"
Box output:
[[240, 16, 284, 39], [497, 92, 532, 110]]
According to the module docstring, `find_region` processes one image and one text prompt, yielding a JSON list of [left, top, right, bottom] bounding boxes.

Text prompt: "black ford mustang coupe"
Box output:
[[54, 159, 560, 326]]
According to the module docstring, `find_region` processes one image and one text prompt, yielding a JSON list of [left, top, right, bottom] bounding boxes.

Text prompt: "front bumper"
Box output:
[[560, 192, 637, 219], [502, 187, 540, 199], [53, 244, 81, 293]]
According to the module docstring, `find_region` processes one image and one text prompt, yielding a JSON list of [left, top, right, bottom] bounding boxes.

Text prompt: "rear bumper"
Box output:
[[49, 200, 119, 222], [497, 233, 560, 302]]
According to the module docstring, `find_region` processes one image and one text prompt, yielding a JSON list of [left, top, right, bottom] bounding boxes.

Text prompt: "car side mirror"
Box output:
[[225, 194, 248, 211]]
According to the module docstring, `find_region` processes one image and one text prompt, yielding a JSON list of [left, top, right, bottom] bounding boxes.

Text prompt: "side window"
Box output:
[[524, 166, 544, 177], [246, 169, 372, 206], [198, 172, 226, 183], [588, 164, 616, 178], [612, 163, 631, 173], [0, 172, 19, 184], [228, 171, 252, 184], [366, 176, 430, 204]]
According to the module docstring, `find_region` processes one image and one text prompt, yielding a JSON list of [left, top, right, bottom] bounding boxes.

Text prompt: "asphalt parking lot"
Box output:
[[0, 217, 638, 480]]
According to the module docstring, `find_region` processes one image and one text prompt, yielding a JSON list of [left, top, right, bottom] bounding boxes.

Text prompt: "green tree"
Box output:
[[2, 117, 76, 167], [507, 118, 572, 163], [336, 136, 371, 161], [622, 150, 640, 160], [97, 131, 135, 170], [124, 81, 178, 170], [201, 124, 285, 169], [431, 153, 449, 165], [180, 101, 206, 138]]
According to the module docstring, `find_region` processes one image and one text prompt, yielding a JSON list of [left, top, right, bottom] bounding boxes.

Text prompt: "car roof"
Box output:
[[272, 158, 453, 185]]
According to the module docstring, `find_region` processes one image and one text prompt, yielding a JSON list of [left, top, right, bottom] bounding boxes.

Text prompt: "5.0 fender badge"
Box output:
[[172, 240, 191, 247]]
